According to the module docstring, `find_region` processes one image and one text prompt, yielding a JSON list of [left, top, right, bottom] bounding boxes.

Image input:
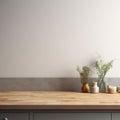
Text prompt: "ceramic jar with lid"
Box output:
[[108, 85, 117, 94], [90, 82, 99, 93]]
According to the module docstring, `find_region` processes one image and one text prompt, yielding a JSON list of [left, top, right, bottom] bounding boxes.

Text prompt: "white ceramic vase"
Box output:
[[91, 82, 99, 94]]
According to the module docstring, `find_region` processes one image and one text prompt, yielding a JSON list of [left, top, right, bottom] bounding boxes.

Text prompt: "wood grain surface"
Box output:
[[0, 91, 120, 110]]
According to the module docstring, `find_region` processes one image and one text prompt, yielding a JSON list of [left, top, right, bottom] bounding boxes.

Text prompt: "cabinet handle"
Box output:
[[4, 117, 8, 120]]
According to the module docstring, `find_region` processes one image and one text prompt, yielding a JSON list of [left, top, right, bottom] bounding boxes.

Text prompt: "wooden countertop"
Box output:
[[0, 91, 120, 110]]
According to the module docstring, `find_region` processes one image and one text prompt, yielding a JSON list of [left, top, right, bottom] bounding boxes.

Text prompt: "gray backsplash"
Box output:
[[0, 78, 120, 91]]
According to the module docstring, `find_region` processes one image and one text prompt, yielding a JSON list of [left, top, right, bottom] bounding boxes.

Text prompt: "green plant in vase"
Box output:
[[95, 57, 114, 93], [76, 66, 92, 92]]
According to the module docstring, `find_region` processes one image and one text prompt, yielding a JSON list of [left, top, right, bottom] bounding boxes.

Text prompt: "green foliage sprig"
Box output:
[[95, 57, 114, 81], [76, 66, 92, 83]]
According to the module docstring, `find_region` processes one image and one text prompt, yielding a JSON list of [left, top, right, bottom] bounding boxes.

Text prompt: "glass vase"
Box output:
[[98, 78, 107, 93]]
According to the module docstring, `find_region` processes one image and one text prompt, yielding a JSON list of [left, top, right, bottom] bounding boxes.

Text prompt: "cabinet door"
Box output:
[[0, 112, 29, 120], [34, 112, 110, 120], [112, 113, 120, 120]]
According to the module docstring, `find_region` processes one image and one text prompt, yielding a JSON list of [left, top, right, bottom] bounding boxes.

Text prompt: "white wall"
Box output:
[[0, 0, 120, 77]]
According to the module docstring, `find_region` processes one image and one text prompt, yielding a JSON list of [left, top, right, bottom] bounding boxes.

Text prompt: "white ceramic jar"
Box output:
[[91, 82, 99, 93], [108, 85, 117, 94]]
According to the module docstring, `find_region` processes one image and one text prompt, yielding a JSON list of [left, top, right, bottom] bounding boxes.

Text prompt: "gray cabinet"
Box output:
[[112, 113, 120, 120], [0, 111, 120, 120], [34, 112, 111, 120], [0, 112, 29, 120]]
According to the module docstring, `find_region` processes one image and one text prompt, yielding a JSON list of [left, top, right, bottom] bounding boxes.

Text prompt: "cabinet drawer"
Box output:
[[0, 112, 29, 120], [34, 112, 110, 120], [112, 113, 120, 120]]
